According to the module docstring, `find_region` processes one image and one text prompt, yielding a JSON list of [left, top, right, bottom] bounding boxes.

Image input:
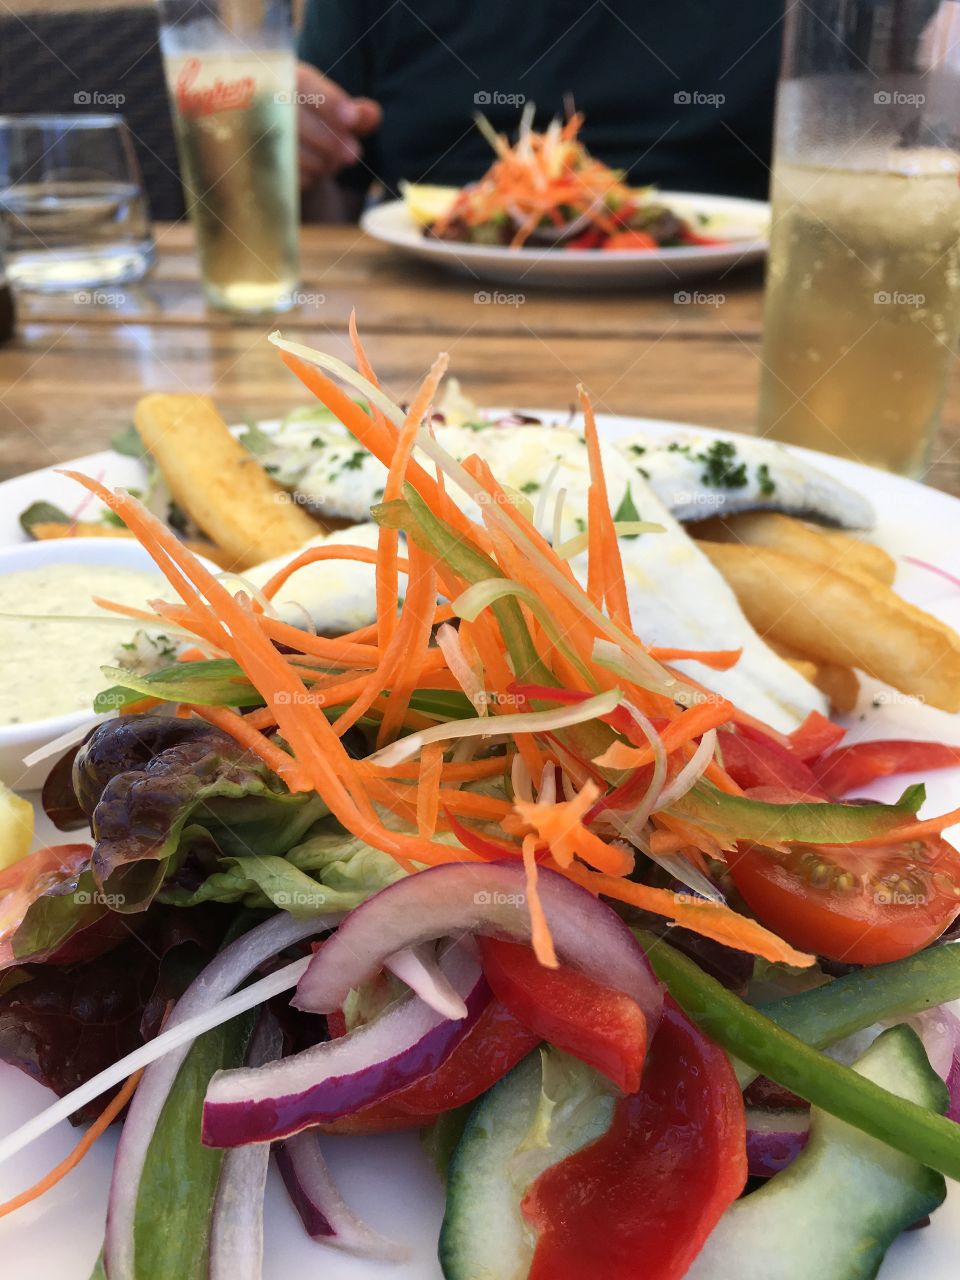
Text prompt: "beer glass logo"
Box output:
[[175, 57, 256, 117]]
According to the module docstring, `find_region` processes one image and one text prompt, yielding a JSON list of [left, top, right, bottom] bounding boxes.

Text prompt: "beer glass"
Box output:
[[156, 0, 299, 314], [757, 0, 960, 476]]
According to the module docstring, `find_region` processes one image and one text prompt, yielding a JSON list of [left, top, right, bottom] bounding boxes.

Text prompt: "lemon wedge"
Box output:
[[0, 780, 33, 873], [400, 182, 459, 226]]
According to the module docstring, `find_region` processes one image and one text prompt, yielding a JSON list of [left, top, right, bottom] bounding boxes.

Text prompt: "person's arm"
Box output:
[[296, 0, 381, 190]]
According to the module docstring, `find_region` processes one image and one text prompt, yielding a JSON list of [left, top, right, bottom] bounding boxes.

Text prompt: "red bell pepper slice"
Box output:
[[812, 739, 960, 798], [522, 998, 747, 1280], [318, 996, 540, 1134], [718, 725, 827, 799], [565, 228, 606, 250], [478, 936, 649, 1093], [789, 710, 846, 762]]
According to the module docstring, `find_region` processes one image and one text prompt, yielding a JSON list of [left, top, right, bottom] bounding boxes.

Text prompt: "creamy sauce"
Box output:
[[0, 564, 167, 725]]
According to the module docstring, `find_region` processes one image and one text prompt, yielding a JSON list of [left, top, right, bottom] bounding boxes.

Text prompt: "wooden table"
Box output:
[[3, 222, 960, 494]]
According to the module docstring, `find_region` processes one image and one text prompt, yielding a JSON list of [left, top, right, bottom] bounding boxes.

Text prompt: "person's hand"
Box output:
[[296, 62, 382, 188]]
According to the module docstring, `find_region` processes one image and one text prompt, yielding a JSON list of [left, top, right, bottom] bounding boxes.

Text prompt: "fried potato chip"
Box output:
[[693, 512, 896, 586], [134, 394, 321, 570], [698, 541, 960, 712]]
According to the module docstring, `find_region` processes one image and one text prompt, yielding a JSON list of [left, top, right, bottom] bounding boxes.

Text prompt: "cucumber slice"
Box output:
[[688, 1025, 948, 1280], [439, 1048, 616, 1280]]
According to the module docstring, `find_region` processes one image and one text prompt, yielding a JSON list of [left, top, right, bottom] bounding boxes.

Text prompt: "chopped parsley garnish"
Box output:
[[696, 440, 748, 489], [343, 451, 366, 471], [757, 462, 776, 497], [667, 441, 693, 455], [613, 483, 642, 538], [574, 516, 587, 533], [310, 436, 327, 449], [372, 486, 385, 500], [520, 480, 540, 494], [629, 444, 647, 457]]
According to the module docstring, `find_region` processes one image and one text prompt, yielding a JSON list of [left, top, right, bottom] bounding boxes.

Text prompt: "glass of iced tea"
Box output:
[[155, 0, 299, 314], [757, 0, 960, 476]]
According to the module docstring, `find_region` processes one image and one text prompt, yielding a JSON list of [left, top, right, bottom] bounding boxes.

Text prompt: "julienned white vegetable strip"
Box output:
[[592, 638, 700, 709], [0, 930, 332, 1170], [366, 687, 621, 768], [657, 728, 719, 810], [268, 334, 405, 427], [556, 520, 664, 560], [104, 912, 339, 1277]]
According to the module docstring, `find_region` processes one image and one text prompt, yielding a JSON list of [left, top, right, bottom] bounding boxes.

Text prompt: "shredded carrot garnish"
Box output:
[[649, 646, 743, 671], [514, 781, 635, 877], [416, 744, 445, 838], [580, 386, 630, 627], [595, 698, 735, 770], [522, 834, 558, 968], [0, 1069, 142, 1221]]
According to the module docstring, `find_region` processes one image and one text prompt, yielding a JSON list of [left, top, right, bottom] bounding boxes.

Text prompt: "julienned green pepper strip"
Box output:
[[635, 931, 960, 1181], [759, 942, 960, 1049], [670, 779, 925, 846]]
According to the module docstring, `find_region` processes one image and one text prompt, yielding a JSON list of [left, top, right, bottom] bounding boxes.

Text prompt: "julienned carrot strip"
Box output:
[[375, 352, 448, 670], [119, 696, 162, 716], [581, 386, 630, 628], [703, 757, 744, 796], [195, 705, 311, 790], [849, 805, 960, 846], [595, 698, 735, 770], [514, 783, 634, 877], [562, 864, 814, 967], [416, 744, 444, 838], [258, 544, 410, 601], [359, 755, 508, 783], [0, 1068, 143, 1221], [652, 811, 724, 860], [277, 350, 476, 544], [254, 615, 381, 666], [377, 544, 440, 747], [522, 834, 558, 968], [649, 646, 743, 672]]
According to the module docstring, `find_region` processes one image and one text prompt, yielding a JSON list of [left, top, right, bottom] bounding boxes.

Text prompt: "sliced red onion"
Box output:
[[293, 862, 663, 1036], [203, 942, 488, 1148], [385, 943, 469, 1019], [276, 1130, 407, 1261], [104, 911, 339, 1280], [904, 1005, 960, 1122], [209, 1013, 284, 1280], [746, 1107, 810, 1178]]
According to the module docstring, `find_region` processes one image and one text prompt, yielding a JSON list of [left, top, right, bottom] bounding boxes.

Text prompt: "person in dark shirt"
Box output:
[[296, 1, 783, 205]]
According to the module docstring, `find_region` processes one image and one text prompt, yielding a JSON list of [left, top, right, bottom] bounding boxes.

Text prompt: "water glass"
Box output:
[[0, 114, 155, 292]]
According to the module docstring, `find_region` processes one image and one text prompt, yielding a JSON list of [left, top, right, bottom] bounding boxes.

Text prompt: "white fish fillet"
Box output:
[[248, 427, 830, 730]]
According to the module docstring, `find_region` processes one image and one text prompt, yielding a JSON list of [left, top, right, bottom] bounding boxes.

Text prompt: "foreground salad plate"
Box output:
[[1, 412, 960, 1280]]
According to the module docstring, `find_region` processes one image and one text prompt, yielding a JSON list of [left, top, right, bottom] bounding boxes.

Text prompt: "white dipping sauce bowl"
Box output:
[[0, 537, 171, 791]]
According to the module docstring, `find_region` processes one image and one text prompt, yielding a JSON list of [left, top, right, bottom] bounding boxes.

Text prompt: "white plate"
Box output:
[[361, 194, 769, 288], [1, 417, 960, 1279]]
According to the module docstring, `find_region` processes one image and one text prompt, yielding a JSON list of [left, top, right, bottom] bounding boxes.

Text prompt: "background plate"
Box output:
[[361, 194, 768, 288]]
